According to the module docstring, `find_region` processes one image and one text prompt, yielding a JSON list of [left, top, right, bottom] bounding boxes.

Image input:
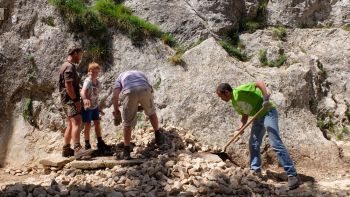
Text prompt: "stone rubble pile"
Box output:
[[1, 127, 349, 196]]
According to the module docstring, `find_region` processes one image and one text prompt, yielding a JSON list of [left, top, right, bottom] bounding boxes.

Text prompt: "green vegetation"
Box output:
[[41, 16, 55, 26], [317, 60, 327, 78], [22, 98, 33, 123], [153, 77, 162, 90], [169, 38, 204, 65], [169, 52, 184, 65], [346, 107, 350, 121], [342, 24, 350, 32], [335, 127, 349, 140], [219, 40, 249, 61], [161, 33, 177, 47], [239, 0, 269, 33], [26, 54, 35, 66], [272, 26, 287, 40], [87, 42, 107, 62], [49, 0, 177, 47], [258, 48, 287, 67]]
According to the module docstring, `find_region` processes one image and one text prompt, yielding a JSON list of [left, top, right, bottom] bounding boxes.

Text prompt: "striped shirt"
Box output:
[[114, 70, 151, 93]]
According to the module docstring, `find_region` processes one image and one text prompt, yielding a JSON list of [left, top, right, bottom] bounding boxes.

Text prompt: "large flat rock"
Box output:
[[39, 155, 74, 168], [70, 158, 144, 170]]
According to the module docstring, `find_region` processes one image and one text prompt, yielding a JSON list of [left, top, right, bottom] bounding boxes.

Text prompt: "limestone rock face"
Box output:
[[267, 0, 350, 27], [125, 0, 244, 44]]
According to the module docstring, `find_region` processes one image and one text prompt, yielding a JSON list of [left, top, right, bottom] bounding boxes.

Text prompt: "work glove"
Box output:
[[113, 110, 122, 126], [262, 94, 270, 108]]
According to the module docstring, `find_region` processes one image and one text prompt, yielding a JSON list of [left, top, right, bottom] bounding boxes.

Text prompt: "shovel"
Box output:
[[212, 106, 267, 165], [223, 106, 266, 152]]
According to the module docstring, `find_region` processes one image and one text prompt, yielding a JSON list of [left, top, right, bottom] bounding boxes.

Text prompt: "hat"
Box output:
[[67, 42, 82, 55]]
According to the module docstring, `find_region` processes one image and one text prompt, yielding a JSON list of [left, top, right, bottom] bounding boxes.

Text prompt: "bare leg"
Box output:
[[149, 113, 159, 131], [123, 126, 132, 146], [71, 115, 82, 145], [83, 122, 91, 141], [64, 118, 72, 145], [93, 120, 101, 138]]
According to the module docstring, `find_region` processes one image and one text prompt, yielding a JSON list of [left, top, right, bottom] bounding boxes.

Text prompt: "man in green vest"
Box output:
[[216, 81, 300, 190]]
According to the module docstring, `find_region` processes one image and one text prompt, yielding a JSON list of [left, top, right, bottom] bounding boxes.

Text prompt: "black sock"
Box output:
[[97, 137, 103, 143], [63, 144, 70, 148], [73, 143, 81, 149], [85, 140, 90, 145]]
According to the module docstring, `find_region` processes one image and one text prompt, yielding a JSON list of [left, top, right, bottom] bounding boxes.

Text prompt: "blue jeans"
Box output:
[[249, 108, 297, 176]]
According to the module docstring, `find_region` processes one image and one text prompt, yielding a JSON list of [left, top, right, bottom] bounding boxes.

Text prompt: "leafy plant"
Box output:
[[22, 98, 33, 123], [219, 40, 249, 61], [272, 26, 287, 40]]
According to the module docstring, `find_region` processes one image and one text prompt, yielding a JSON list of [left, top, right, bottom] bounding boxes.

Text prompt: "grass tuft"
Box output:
[[272, 26, 287, 40], [219, 40, 249, 61]]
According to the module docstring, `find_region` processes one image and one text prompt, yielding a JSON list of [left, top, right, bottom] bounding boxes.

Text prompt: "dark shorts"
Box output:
[[82, 107, 100, 123], [62, 102, 81, 117]]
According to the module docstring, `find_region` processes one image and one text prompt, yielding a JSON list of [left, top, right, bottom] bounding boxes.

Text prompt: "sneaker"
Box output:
[[85, 143, 91, 150], [97, 140, 111, 152], [288, 175, 300, 190], [62, 146, 74, 157], [121, 145, 132, 160], [74, 145, 93, 160], [155, 129, 165, 145]]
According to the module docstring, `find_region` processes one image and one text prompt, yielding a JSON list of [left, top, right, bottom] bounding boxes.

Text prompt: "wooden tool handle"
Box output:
[[223, 106, 266, 152]]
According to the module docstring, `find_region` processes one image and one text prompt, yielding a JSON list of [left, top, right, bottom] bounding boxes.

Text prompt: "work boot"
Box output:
[[121, 145, 132, 160], [288, 175, 300, 190], [155, 129, 165, 145], [62, 145, 74, 157], [74, 145, 92, 160], [249, 169, 264, 180], [85, 143, 91, 150], [97, 140, 111, 152]]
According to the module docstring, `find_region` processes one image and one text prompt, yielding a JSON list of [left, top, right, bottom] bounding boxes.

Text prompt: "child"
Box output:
[[81, 62, 109, 152]]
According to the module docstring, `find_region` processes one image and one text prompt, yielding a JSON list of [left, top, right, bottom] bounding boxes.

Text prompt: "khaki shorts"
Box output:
[[121, 86, 156, 127], [62, 102, 81, 117]]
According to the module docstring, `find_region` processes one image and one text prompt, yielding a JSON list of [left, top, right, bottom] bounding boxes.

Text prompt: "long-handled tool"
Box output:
[[223, 106, 266, 152]]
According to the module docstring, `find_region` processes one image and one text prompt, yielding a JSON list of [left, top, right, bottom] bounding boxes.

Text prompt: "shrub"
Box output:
[[272, 26, 287, 40], [219, 40, 249, 61]]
